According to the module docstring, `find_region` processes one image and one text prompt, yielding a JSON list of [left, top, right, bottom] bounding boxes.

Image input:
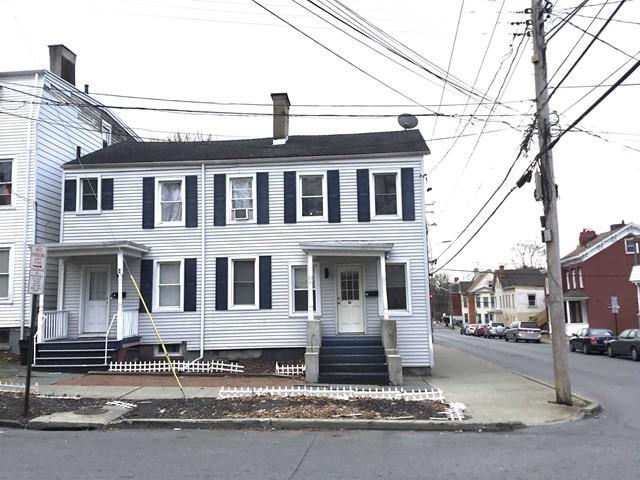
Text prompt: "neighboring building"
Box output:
[[453, 279, 471, 324], [35, 94, 433, 385], [0, 45, 136, 351], [493, 266, 546, 325], [459, 280, 472, 323], [466, 270, 495, 324], [560, 221, 640, 335]]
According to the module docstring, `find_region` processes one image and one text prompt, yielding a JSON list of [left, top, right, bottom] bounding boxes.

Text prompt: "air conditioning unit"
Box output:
[[233, 209, 250, 221]]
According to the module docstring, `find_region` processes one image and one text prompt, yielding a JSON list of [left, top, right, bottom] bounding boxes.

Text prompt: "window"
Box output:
[[0, 248, 10, 299], [579, 268, 584, 288], [463, 313, 468, 322], [476, 296, 481, 308], [80, 177, 99, 211], [156, 261, 182, 310], [565, 271, 570, 290], [228, 175, 255, 222], [231, 258, 257, 308], [483, 297, 489, 308], [463, 296, 468, 307], [528, 294, 537, 308], [101, 121, 112, 147], [386, 263, 408, 311], [157, 179, 184, 224], [625, 238, 638, 255], [0, 160, 12, 206], [298, 174, 326, 220], [291, 265, 319, 314], [371, 172, 400, 216], [571, 270, 576, 290], [490, 296, 495, 308], [154, 343, 182, 357]]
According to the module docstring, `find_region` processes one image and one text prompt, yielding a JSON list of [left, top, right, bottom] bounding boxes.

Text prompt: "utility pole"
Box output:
[[531, 0, 572, 405]]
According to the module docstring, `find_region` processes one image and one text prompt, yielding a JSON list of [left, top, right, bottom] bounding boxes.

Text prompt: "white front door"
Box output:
[[81, 266, 110, 334], [336, 265, 365, 334]]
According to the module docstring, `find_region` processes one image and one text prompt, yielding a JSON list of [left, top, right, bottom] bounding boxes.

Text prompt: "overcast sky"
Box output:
[[2, 0, 639, 278]]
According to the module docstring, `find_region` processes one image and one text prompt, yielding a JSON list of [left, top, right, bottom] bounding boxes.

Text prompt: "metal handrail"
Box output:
[[104, 313, 118, 365]]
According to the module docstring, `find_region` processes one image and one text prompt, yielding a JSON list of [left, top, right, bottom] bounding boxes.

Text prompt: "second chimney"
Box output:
[[579, 229, 597, 247], [271, 93, 290, 145], [49, 44, 76, 85]]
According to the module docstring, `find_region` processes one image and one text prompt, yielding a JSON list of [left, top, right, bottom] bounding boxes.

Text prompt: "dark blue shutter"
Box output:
[[142, 177, 155, 229], [215, 257, 228, 310], [63, 179, 76, 212], [185, 175, 198, 228], [184, 258, 197, 312], [401, 167, 415, 221], [259, 256, 272, 309], [101, 178, 113, 211], [256, 172, 269, 224], [214, 174, 226, 226], [139, 259, 154, 313], [327, 170, 341, 223], [356, 169, 370, 222], [284, 171, 296, 224]]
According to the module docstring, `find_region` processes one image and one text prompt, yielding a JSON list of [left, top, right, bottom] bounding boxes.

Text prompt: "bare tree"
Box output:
[[429, 272, 451, 322], [167, 131, 214, 142], [511, 241, 546, 268]]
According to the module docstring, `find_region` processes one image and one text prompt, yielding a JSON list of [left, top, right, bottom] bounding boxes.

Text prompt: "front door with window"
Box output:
[[81, 266, 110, 334], [336, 265, 364, 334]]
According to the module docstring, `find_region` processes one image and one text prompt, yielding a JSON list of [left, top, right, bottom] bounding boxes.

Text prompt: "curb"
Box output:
[[0, 419, 25, 429], [26, 420, 105, 431], [109, 417, 526, 432]]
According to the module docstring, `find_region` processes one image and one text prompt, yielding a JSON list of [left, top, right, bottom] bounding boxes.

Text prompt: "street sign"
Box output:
[[608, 296, 621, 315], [28, 245, 47, 295]]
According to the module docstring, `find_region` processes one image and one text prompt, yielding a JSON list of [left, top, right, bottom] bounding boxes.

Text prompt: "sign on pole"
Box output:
[[28, 245, 47, 295], [609, 296, 621, 315]]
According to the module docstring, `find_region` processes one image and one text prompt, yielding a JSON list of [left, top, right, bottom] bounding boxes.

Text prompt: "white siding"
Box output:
[[61, 154, 432, 366]]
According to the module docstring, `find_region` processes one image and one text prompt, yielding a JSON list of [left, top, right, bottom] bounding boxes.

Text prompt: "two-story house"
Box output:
[[493, 266, 546, 326], [560, 221, 640, 335], [34, 94, 433, 385], [0, 45, 136, 352], [465, 270, 495, 324]]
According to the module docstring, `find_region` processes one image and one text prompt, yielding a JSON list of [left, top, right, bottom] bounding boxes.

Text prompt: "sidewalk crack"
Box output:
[[288, 432, 317, 480]]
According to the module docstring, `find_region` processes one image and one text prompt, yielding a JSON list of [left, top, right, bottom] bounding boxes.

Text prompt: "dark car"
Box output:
[[569, 328, 614, 354], [606, 329, 640, 361], [474, 325, 487, 337]]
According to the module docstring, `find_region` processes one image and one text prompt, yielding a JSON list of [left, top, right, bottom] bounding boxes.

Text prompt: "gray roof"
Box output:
[[456, 281, 472, 294], [64, 130, 429, 167], [497, 268, 545, 288]]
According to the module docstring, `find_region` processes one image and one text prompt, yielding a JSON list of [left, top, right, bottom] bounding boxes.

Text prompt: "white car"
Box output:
[[464, 324, 477, 335]]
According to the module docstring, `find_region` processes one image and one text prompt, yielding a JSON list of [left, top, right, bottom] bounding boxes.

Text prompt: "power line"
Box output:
[[546, 0, 589, 41]]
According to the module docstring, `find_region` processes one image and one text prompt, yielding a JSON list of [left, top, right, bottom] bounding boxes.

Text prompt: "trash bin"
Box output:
[[19, 339, 29, 366]]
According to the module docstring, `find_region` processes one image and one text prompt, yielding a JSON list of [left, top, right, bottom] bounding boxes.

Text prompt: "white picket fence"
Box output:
[[108, 360, 244, 374], [0, 381, 39, 394], [430, 402, 467, 422], [275, 362, 306, 377], [219, 385, 445, 401]]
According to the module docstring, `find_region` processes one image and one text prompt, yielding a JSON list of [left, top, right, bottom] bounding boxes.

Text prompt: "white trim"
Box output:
[[378, 259, 413, 316], [369, 168, 402, 220], [79, 264, 111, 335], [153, 259, 184, 313], [75, 174, 102, 214], [0, 158, 14, 208], [228, 256, 259, 310], [288, 262, 322, 317], [226, 173, 257, 224], [624, 238, 639, 255], [0, 244, 14, 303], [155, 177, 186, 227], [101, 120, 112, 147], [563, 223, 640, 265], [578, 267, 584, 288], [335, 264, 366, 334], [296, 172, 327, 222]]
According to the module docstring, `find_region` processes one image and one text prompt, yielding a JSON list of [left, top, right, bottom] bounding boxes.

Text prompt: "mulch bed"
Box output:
[[126, 396, 447, 420], [0, 392, 107, 422]]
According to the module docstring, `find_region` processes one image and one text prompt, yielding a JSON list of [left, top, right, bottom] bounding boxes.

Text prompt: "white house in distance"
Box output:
[[0, 45, 136, 352], [35, 94, 433, 385], [493, 266, 546, 326], [466, 270, 495, 324]]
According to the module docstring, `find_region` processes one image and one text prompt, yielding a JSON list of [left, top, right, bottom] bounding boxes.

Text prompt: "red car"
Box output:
[[474, 325, 487, 337]]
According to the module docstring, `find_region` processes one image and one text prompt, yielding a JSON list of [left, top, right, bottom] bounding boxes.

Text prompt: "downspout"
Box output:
[[191, 163, 206, 362], [20, 73, 41, 340]]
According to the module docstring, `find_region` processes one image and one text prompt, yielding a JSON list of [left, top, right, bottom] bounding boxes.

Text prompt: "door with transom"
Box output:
[[336, 265, 365, 334], [81, 266, 110, 334]]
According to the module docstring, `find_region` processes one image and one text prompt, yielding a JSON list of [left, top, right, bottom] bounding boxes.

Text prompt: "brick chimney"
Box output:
[[49, 45, 76, 85], [579, 229, 597, 247], [610, 220, 626, 231], [271, 93, 290, 145]]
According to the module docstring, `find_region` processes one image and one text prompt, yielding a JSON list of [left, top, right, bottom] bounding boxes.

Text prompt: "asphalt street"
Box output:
[[1, 327, 638, 480]]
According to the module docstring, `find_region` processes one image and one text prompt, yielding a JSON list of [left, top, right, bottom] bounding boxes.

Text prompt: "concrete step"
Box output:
[[318, 372, 389, 385], [320, 345, 385, 356], [320, 363, 387, 374], [319, 354, 387, 364], [322, 336, 383, 347], [36, 348, 116, 358]]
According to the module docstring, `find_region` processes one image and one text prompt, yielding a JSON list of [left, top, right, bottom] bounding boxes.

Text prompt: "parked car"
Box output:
[[606, 329, 640, 361], [460, 322, 469, 335], [484, 322, 506, 339], [504, 321, 542, 343], [474, 325, 487, 337], [569, 328, 614, 354], [464, 324, 477, 335]]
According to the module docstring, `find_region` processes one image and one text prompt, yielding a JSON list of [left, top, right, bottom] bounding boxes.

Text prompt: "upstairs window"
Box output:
[[475, 296, 481, 308], [298, 174, 326, 220], [157, 179, 184, 225], [625, 238, 638, 255], [463, 296, 468, 307], [482, 297, 489, 308], [80, 177, 99, 211], [386, 263, 408, 311], [0, 160, 12, 206], [528, 294, 537, 308], [371, 172, 400, 217], [0, 248, 10, 299], [229, 175, 254, 222], [101, 121, 112, 147]]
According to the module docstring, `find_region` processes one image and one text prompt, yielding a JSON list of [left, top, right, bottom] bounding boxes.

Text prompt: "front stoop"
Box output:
[[34, 336, 140, 370], [318, 336, 389, 385]]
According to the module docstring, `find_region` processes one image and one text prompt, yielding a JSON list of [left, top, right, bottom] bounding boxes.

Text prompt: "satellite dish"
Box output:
[[398, 113, 418, 130]]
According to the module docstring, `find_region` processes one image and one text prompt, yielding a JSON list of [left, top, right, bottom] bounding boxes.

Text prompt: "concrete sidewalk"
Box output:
[[428, 343, 587, 426]]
